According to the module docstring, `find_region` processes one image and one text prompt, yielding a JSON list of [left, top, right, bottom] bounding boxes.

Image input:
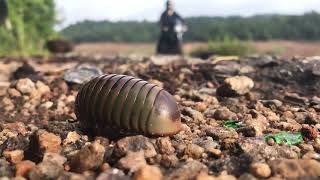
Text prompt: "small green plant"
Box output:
[[191, 36, 255, 58]]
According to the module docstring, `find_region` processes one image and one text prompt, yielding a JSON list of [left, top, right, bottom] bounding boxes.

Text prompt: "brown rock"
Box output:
[[196, 171, 215, 180], [167, 160, 207, 180], [161, 154, 179, 168], [206, 127, 239, 140], [156, 137, 175, 154], [29, 161, 63, 180], [2, 122, 27, 136], [217, 76, 254, 97], [212, 108, 237, 120], [301, 125, 318, 140], [114, 135, 156, 158], [185, 144, 205, 159], [249, 162, 271, 178], [63, 131, 81, 145], [70, 141, 105, 172], [16, 78, 35, 94], [269, 159, 320, 178], [3, 150, 24, 164], [117, 151, 147, 172], [7, 88, 21, 97], [16, 160, 36, 177], [43, 153, 67, 167], [183, 107, 205, 123], [133, 165, 163, 180], [36, 130, 62, 153]]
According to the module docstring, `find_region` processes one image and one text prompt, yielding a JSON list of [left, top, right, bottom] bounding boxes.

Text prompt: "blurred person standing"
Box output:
[[157, 0, 187, 55]]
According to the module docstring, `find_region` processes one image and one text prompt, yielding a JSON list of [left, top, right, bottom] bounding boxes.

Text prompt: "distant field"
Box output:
[[74, 41, 320, 58]]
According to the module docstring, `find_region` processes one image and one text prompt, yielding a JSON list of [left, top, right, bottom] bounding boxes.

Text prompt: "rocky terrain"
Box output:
[[0, 54, 320, 180]]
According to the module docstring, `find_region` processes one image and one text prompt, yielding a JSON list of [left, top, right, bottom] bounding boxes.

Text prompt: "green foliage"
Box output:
[[0, 0, 56, 56], [265, 132, 303, 145], [191, 36, 255, 57], [223, 120, 241, 129], [62, 11, 320, 43]]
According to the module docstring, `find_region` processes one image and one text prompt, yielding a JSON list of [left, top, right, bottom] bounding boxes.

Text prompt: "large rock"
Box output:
[[217, 76, 254, 97], [269, 159, 320, 179]]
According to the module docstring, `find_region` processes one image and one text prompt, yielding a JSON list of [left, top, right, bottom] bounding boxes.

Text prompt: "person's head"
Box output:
[[166, 0, 174, 11]]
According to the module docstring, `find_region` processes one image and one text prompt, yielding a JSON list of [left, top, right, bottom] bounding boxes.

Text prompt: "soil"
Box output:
[[0, 54, 320, 179]]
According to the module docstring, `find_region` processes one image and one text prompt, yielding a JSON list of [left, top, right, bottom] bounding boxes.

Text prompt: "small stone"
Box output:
[[3, 150, 24, 164], [185, 144, 205, 159], [0, 159, 14, 177], [36, 130, 62, 154], [212, 108, 237, 120], [63, 131, 81, 145], [161, 154, 179, 168], [269, 159, 320, 178], [16, 78, 35, 94], [97, 169, 130, 180], [70, 141, 105, 172], [7, 88, 21, 97], [217, 76, 254, 97], [2, 122, 27, 136], [207, 148, 222, 158], [29, 161, 63, 180], [196, 171, 215, 180], [166, 160, 207, 180], [206, 127, 239, 140], [156, 137, 175, 154], [114, 135, 156, 158], [133, 165, 163, 180], [301, 125, 318, 140], [183, 107, 205, 123], [117, 151, 147, 172], [40, 101, 54, 109], [15, 160, 36, 177], [249, 162, 271, 178], [43, 153, 67, 167]]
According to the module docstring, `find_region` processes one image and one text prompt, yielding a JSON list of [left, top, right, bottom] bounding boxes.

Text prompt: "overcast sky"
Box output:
[[55, 0, 320, 29]]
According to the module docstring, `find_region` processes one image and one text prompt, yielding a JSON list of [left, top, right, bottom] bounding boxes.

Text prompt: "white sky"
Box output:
[[55, 0, 320, 29]]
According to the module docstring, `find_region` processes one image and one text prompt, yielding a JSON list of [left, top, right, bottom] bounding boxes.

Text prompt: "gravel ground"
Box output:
[[0, 55, 320, 180]]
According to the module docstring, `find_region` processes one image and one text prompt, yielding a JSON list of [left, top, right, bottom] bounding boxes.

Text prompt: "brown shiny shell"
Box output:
[[75, 74, 182, 136]]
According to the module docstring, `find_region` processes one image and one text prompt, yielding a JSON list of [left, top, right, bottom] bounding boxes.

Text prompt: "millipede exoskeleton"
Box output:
[[75, 74, 182, 136]]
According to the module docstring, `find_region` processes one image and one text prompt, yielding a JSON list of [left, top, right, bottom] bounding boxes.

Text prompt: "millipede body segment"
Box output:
[[75, 74, 182, 136]]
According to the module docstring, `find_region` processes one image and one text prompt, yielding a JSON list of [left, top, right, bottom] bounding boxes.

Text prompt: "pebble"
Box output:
[[114, 135, 156, 158], [70, 141, 105, 172], [0, 159, 14, 177], [212, 107, 237, 120], [185, 144, 205, 159], [43, 153, 67, 167], [15, 160, 36, 177], [156, 137, 175, 155], [3, 150, 24, 164], [16, 78, 35, 94], [166, 160, 207, 180], [117, 151, 147, 172], [196, 171, 215, 180], [217, 76, 254, 97], [7, 88, 21, 97], [28, 161, 63, 180], [183, 107, 205, 123], [301, 125, 318, 140], [96, 169, 130, 180], [207, 148, 222, 158], [36, 130, 62, 154], [63, 131, 81, 145], [161, 154, 179, 168], [133, 165, 163, 180], [269, 159, 320, 178], [206, 127, 239, 140], [249, 162, 271, 178]]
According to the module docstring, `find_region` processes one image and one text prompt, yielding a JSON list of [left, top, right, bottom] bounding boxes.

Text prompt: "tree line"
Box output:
[[62, 11, 320, 43]]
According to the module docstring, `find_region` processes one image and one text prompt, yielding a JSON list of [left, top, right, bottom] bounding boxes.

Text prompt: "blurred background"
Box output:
[[1, 0, 320, 58]]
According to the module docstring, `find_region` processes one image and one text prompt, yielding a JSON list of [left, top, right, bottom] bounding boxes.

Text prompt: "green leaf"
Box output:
[[223, 120, 241, 129], [265, 132, 303, 145]]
